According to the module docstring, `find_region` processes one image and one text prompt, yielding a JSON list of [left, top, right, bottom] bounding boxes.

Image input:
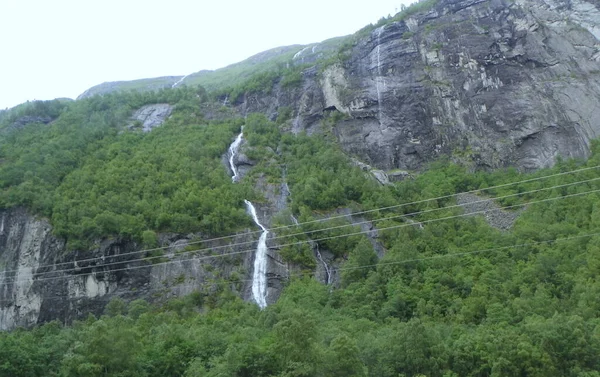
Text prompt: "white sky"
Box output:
[[0, 0, 410, 110]]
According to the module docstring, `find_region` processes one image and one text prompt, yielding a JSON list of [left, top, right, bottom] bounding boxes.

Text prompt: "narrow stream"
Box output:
[[284, 181, 331, 285], [229, 128, 244, 183], [171, 74, 190, 88]]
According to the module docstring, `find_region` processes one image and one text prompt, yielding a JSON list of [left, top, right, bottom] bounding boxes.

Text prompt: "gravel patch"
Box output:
[[456, 193, 523, 231]]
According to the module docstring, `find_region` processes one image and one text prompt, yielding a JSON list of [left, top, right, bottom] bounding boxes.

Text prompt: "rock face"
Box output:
[[236, 0, 600, 171], [5, 116, 53, 132], [129, 104, 173, 132], [0, 209, 62, 329], [0, 207, 255, 329]]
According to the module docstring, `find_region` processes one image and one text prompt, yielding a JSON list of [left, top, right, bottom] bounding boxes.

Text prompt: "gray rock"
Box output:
[[129, 104, 173, 132], [388, 170, 413, 181], [0, 207, 256, 330], [456, 193, 523, 230], [236, 0, 600, 172], [7, 116, 53, 131], [350, 157, 391, 185], [371, 169, 391, 185]]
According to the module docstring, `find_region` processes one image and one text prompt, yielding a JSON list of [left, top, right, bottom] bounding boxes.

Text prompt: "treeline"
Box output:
[[212, 62, 308, 106]]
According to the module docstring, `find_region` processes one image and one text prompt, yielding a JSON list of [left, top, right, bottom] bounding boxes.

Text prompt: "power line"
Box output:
[[2, 230, 597, 304], [0, 176, 596, 278], [2, 167, 598, 278], [2, 186, 599, 285]]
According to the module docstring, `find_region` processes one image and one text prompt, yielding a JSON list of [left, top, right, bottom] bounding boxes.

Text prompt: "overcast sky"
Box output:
[[0, 0, 411, 109]]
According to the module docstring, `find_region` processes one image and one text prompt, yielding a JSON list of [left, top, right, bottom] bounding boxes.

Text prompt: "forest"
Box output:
[[2, 85, 600, 376]]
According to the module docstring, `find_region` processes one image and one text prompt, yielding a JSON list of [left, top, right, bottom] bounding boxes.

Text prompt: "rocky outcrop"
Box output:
[[6, 116, 53, 132], [0, 207, 256, 329], [128, 104, 173, 132], [456, 193, 523, 230], [351, 157, 392, 185], [0, 209, 62, 329], [355, 0, 600, 170]]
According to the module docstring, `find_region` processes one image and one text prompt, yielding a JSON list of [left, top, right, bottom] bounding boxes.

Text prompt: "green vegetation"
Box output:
[[0, 89, 252, 249], [3, 149, 600, 375], [402, 31, 415, 39], [212, 63, 309, 104], [186, 46, 301, 94], [80, 77, 182, 98], [0, 99, 70, 128]]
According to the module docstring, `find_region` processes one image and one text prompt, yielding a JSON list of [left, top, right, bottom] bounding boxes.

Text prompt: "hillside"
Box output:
[[76, 41, 344, 100], [2, 0, 600, 375]]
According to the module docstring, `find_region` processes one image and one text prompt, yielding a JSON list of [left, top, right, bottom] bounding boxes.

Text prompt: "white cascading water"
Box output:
[[171, 74, 190, 88], [244, 200, 269, 308], [229, 129, 244, 182], [374, 26, 386, 123], [228, 128, 269, 308], [293, 46, 311, 60]]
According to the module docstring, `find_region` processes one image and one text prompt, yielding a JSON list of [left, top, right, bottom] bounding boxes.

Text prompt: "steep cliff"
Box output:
[[0, 207, 258, 329], [232, 0, 600, 171]]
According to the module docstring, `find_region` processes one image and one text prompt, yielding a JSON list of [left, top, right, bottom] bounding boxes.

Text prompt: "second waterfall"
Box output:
[[228, 127, 269, 309]]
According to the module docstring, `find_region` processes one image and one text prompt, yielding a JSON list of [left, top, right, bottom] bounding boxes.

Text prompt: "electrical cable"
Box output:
[[2, 186, 599, 284], [2, 230, 597, 304], [2, 169, 598, 277]]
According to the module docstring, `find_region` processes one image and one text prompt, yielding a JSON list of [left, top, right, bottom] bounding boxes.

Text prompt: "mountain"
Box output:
[[3, 0, 600, 374], [76, 76, 184, 99], [77, 41, 347, 99], [78, 0, 600, 173]]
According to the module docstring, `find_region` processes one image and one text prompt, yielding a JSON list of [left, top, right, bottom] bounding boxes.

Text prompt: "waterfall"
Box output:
[[244, 200, 269, 309], [315, 244, 331, 285], [228, 128, 269, 308], [228, 129, 244, 182], [374, 26, 386, 123], [171, 74, 190, 88], [284, 181, 331, 285], [293, 46, 311, 60]]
